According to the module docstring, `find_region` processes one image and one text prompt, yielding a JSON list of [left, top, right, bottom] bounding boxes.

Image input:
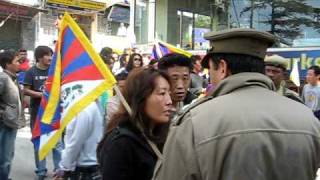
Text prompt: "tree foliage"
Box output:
[[195, 15, 211, 28], [240, 0, 320, 42]]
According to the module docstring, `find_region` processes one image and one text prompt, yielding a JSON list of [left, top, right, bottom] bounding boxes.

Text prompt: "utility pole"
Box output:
[[250, 0, 254, 28]]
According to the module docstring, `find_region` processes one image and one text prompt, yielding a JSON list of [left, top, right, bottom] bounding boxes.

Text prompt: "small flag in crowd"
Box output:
[[290, 59, 300, 87], [151, 40, 193, 60], [32, 12, 116, 160]]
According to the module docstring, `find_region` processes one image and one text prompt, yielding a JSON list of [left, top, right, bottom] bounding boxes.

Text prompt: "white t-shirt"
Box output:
[[302, 84, 320, 111]]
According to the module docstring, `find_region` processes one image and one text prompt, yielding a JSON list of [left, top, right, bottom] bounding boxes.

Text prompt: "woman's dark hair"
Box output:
[[107, 68, 170, 145], [115, 71, 128, 81], [209, 53, 265, 74], [308, 65, 320, 76], [0, 50, 17, 69], [126, 53, 143, 72], [34, 46, 53, 62], [158, 53, 193, 71]]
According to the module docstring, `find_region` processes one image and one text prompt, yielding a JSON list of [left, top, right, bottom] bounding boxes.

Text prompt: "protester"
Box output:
[[111, 52, 120, 73], [0, 50, 25, 180], [105, 72, 128, 128], [189, 55, 207, 96], [264, 54, 302, 102], [23, 46, 62, 180], [114, 53, 129, 75], [18, 49, 30, 71], [112, 52, 119, 62], [120, 53, 129, 68], [153, 28, 320, 180], [114, 53, 143, 75], [125, 53, 144, 72], [302, 65, 320, 118], [142, 53, 151, 66], [53, 100, 103, 180], [17, 49, 30, 84], [99, 47, 115, 71], [158, 53, 197, 112], [17, 49, 31, 108], [98, 68, 173, 180]]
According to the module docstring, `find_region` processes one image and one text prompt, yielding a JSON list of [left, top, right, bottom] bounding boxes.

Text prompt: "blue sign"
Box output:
[[194, 28, 210, 43], [267, 47, 320, 79]]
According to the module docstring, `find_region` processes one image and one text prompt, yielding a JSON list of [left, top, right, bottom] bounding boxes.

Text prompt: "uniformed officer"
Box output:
[[152, 28, 320, 180], [264, 54, 302, 102]]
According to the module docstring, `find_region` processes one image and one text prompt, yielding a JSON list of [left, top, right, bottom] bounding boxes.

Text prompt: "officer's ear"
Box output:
[[219, 58, 230, 79]]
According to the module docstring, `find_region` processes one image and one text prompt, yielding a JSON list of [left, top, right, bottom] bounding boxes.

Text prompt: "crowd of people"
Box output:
[[1, 28, 320, 180]]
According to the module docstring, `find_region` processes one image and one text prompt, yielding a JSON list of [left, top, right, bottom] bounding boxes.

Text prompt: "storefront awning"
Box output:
[[0, 0, 44, 20]]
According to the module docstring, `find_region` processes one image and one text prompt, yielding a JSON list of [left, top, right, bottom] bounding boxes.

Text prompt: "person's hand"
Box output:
[[37, 91, 43, 98], [53, 169, 65, 180]]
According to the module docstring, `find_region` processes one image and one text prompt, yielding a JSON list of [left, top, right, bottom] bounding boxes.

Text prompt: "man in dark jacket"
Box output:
[[153, 29, 320, 180], [158, 53, 197, 112], [189, 55, 208, 96], [0, 50, 25, 180]]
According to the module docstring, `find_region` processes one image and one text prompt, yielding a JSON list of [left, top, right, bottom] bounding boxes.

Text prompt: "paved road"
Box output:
[[10, 127, 54, 180]]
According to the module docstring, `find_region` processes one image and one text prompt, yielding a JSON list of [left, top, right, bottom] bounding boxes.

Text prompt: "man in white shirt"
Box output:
[[54, 101, 103, 179], [302, 65, 320, 119]]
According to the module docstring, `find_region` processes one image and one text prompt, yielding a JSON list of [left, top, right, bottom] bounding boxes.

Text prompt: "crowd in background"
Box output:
[[1, 28, 320, 180]]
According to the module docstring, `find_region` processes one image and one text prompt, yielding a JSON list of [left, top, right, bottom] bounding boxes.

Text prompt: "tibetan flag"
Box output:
[[32, 12, 116, 160], [290, 59, 300, 87], [151, 40, 192, 60]]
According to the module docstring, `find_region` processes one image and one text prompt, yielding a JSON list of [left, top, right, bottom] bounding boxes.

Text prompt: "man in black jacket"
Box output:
[[189, 55, 208, 96], [158, 53, 197, 112]]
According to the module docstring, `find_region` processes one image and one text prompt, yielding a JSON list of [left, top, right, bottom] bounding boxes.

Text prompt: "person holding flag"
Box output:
[[23, 46, 62, 180], [264, 54, 302, 103], [31, 12, 116, 180]]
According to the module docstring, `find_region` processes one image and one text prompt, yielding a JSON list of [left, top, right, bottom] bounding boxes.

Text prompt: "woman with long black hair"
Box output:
[[98, 68, 173, 180]]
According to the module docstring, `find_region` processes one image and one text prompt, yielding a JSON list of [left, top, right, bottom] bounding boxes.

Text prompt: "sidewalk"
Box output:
[[11, 126, 54, 180]]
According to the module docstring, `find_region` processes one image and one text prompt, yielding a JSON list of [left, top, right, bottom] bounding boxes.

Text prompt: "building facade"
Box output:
[[0, 0, 133, 57], [133, 0, 320, 51], [0, 0, 40, 50], [1, 0, 320, 55]]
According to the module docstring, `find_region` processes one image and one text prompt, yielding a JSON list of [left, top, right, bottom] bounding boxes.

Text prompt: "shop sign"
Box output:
[[267, 47, 320, 78], [46, 0, 106, 11]]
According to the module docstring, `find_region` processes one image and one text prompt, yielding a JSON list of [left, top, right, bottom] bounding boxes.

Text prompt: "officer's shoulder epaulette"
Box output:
[[173, 95, 214, 126]]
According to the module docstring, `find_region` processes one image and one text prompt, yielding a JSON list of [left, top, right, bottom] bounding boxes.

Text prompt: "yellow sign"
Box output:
[[47, 0, 106, 11]]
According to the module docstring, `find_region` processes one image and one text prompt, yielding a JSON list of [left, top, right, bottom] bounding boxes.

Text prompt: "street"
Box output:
[[10, 127, 320, 180], [10, 127, 54, 180]]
